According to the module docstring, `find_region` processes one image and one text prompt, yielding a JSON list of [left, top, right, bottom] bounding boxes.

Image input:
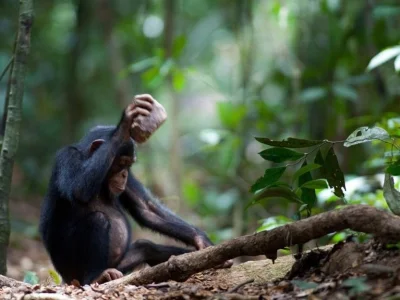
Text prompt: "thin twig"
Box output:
[[0, 56, 14, 83], [145, 282, 170, 289], [228, 278, 254, 293], [90, 284, 105, 293]]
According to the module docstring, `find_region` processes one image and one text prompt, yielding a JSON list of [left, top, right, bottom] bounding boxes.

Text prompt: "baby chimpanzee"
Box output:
[[40, 95, 214, 285]]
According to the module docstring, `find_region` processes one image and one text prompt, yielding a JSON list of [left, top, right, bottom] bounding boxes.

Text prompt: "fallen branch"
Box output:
[[0, 274, 30, 288], [102, 204, 400, 289]]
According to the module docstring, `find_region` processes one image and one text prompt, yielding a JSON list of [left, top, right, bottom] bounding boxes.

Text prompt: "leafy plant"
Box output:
[[250, 125, 400, 230], [342, 277, 370, 296], [48, 269, 62, 285], [367, 45, 400, 72], [291, 279, 318, 290]]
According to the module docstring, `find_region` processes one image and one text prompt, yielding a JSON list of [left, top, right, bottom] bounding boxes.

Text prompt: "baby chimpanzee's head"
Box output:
[[108, 139, 136, 196]]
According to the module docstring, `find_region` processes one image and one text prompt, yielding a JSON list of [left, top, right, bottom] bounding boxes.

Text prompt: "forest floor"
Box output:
[[3, 201, 400, 299], [4, 238, 400, 299]]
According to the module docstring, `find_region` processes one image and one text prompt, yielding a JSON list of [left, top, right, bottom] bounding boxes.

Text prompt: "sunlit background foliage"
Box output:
[[0, 0, 400, 243]]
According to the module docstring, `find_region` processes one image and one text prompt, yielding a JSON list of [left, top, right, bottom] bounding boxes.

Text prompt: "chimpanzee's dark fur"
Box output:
[[39, 116, 211, 285]]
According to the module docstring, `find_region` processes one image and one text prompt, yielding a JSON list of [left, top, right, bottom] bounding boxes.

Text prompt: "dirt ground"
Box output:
[[5, 200, 400, 299]]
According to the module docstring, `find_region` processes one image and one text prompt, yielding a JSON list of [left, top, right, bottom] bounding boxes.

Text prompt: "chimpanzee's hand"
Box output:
[[93, 268, 123, 284], [120, 94, 154, 138], [194, 234, 213, 250], [194, 235, 233, 268]]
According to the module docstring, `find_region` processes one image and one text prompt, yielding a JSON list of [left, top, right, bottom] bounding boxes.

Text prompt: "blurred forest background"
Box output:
[[0, 0, 400, 279]]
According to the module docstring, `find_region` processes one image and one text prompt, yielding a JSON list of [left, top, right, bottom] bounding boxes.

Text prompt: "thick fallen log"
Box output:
[[102, 204, 400, 289]]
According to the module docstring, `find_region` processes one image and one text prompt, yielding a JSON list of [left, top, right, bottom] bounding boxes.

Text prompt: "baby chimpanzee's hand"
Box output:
[[93, 268, 123, 284]]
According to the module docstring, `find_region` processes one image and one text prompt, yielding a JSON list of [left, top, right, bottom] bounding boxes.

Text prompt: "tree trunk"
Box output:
[[164, 0, 183, 203], [64, 0, 89, 142], [97, 0, 131, 108], [0, 0, 33, 275]]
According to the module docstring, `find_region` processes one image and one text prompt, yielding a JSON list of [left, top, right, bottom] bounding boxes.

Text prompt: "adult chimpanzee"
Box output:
[[39, 95, 215, 285]]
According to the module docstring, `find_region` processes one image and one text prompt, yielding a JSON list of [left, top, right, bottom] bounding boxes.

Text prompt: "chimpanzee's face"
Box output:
[[108, 155, 134, 196]]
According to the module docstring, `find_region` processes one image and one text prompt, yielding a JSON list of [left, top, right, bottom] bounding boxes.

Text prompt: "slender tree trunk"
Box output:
[[0, 0, 33, 275], [1, 56, 14, 138], [64, 0, 89, 142], [164, 0, 183, 202], [98, 0, 131, 107], [232, 0, 253, 242]]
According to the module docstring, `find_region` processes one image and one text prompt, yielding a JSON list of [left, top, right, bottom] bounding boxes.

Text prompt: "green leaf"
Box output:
[[342, 277, 370, 296], [298, 161, 317, 210], [183, 179, 201, 206], [23, 271, 39, 285], [384, 151, 400, 158], [301, 179, 329, 189], [129, 57, 159, 73], [255, 137, 324, 148], [298, 204, 309, 213], [299, 87, 327, 103], [323, 147, 346, 198], [48, 269, 62, 285], [395, 55, 400, 72], [291, 280, 318, 290], [172, 69, 186, 92], [252, 186, 303, 204], [344, 126, 390, 147], [332, 84, 358, 101], [387, 161, 400, 176], [259, 147, 304, 163], [367, 46, 400, 71], [373, 6, 400, 18], [159, 59, 174, 76], [256, 215, 293, 232], [217, 102, 247, 129], [383, 173, 400, 216], [314, 149, 324, 166], [250, 167, 286, 193], [172, 35, 187, 58], [293, 163, 321, 183]]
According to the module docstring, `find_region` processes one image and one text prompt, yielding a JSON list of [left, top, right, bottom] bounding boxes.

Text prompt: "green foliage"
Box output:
[[297, 161, 317, 214], [255, 138, 324, 148], [251, 186, 302, 206], [250, 167, 286, 193], [258, 147, 304, 163], [342, 277, 370, 296], [251, 123, 400, 232], [300, 179, 328, 189], [48, 269, 62, 285], [318, 147, 346, 198], [217, 102, 246, 130], [383, 173, 400, 216], [291, 280, 318, 290], [387, 160, 400, 176], [292, 163, 321, 182], [367, 46, 400, 72], [257, 215, 293, 232], [344, 127, 390, 147], [249, 136, 345, 220]]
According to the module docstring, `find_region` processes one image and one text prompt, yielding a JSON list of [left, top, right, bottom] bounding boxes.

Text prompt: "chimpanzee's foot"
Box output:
[[93, 268, 123, 284]]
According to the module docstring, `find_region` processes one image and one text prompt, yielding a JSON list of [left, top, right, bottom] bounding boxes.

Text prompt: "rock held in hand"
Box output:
[[130, 99, 167, 143]]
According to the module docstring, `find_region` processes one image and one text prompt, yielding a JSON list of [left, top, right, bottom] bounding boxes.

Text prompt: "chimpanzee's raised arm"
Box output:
[[120, 174, 213, 250], [54, 103, 145, 203]]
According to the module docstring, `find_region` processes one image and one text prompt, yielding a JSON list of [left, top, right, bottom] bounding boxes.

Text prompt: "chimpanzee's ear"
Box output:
[[89, 139, 105, 155]]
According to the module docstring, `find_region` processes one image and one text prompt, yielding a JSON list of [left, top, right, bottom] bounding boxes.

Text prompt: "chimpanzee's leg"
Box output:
[[116, 239, 191, 274], [60, 211, 113, 285]]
